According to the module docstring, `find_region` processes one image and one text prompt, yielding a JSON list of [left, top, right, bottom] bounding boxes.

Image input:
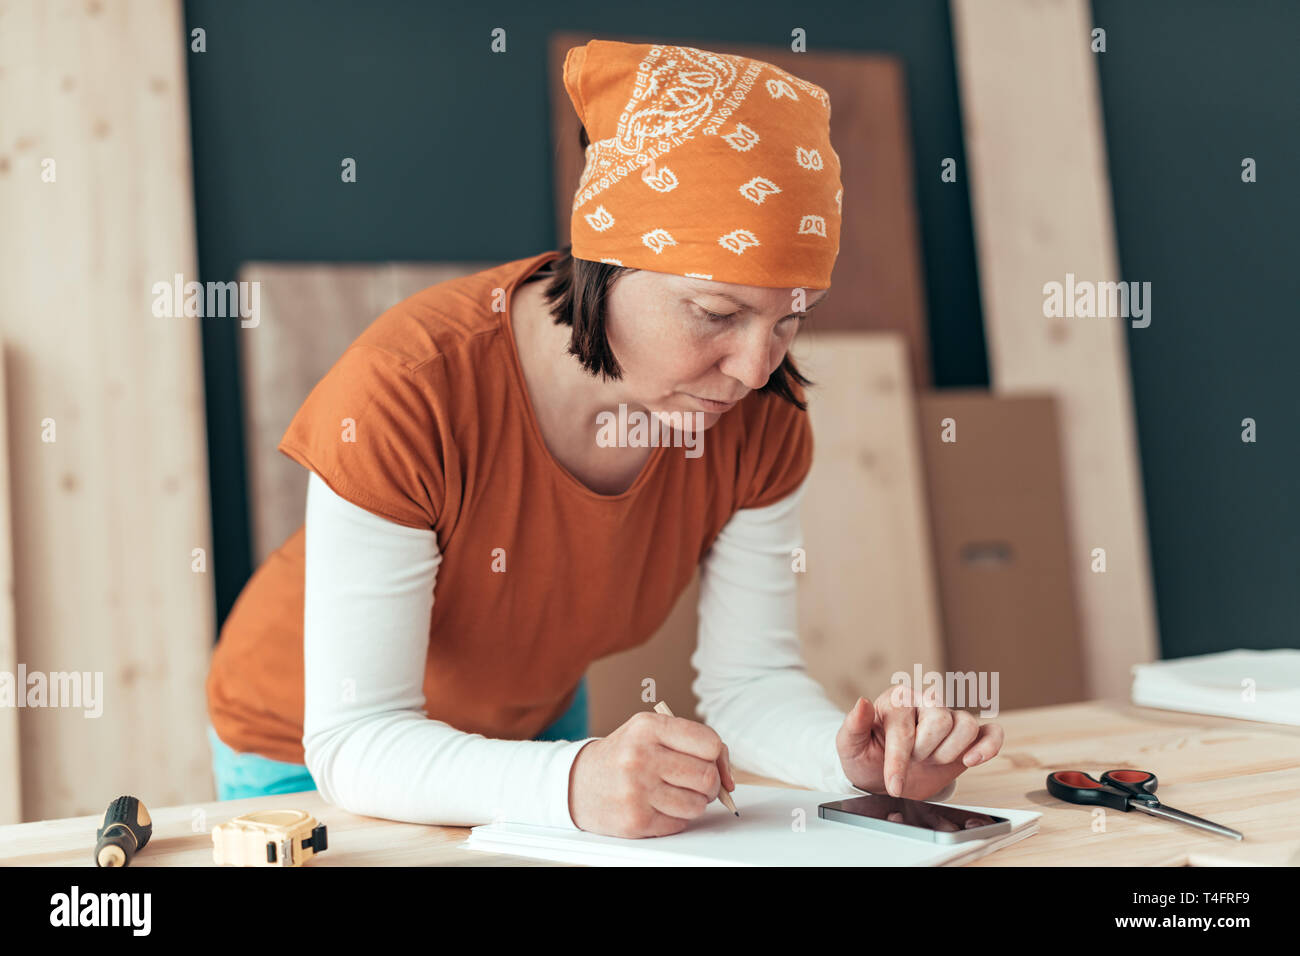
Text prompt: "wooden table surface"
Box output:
[[3, 699, 1297, 866]]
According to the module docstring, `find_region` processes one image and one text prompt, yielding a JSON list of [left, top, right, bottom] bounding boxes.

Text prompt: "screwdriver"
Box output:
[[95, 795, 153, 866]]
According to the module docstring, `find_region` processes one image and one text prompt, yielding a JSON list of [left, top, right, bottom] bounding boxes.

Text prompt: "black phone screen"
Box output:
[[823, 794, 1008, 832]]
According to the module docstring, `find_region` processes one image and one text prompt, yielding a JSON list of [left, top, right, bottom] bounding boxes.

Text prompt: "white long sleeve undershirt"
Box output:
[[301, 470, 952, 831]]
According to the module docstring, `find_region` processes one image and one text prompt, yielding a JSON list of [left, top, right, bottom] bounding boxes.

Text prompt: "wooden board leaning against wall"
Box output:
[[917, 391, 1088, 712], [238, 263, 495, 566], [0, 347, 18, 823], [950, 0, 1160, 696], [0, 0, 214, 821]]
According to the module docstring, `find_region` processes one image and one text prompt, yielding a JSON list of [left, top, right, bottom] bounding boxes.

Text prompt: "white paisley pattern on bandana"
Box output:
[[572, 45, 763, 214]]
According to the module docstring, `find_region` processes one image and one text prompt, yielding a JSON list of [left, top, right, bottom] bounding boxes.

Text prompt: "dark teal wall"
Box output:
[[184, 0, 1295, 657], [1093, 0, 1298, 655]]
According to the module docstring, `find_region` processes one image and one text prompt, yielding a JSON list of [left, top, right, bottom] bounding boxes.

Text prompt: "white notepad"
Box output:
[[1131, 648, 1300, 726], [462, 784, 1040, 866]]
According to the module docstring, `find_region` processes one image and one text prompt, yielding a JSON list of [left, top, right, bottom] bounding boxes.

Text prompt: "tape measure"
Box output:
[[212, 809, 328, 867]]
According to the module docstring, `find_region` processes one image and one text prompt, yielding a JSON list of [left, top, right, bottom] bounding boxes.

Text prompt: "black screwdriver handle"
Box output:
[[95, 795, 152, 867]]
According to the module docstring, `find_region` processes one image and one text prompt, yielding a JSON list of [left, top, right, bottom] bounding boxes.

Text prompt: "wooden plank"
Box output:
[[237, 263, 493, 564], [950, 0, 1160, 696], [791, 332, 945, 707], [548, 32, 934, 387], [0, 0, 214, 819], [3, 701, 1296, 865], [917, 391, 1087, 710], [0, 343, 19, 824]]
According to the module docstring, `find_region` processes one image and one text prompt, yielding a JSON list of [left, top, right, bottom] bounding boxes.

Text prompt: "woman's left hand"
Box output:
[[835, 686, 1004, 800]]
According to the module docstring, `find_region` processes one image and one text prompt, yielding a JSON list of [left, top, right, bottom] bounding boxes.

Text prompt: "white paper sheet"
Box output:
[[462, 783, 1040, 866], [1131, 649, 1300, 726]]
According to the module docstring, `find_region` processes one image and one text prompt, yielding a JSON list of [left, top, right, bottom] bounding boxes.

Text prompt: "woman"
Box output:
[[205, 39, 1003, 839]]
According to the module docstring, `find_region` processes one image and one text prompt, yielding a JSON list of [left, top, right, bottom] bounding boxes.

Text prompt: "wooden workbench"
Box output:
[[2, 700, 1296, 866]]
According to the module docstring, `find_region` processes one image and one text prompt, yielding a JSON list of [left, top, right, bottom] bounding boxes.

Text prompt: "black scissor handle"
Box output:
[[1047, 770, 1135, 811], [1101, 769, 1159, 803]]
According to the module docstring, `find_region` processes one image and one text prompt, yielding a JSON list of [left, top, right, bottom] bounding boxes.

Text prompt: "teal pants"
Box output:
[[207, 676, 590, 800]]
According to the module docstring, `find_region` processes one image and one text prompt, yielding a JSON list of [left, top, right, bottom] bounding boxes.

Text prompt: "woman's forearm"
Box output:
[[303, 708, 593, 828]]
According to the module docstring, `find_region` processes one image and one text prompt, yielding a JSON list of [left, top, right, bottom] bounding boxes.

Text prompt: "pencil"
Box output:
[[653, 700, 740, 816]]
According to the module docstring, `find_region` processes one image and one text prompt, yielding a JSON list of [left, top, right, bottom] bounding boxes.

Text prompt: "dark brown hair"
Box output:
[[541, 127, 814, 411]]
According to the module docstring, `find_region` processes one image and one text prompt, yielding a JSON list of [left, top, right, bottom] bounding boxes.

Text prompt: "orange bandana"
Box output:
[[563, 40, 842, 290]]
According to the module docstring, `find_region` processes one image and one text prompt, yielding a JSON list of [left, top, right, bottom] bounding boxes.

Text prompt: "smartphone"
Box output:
[[818, 794, 1012, 844]]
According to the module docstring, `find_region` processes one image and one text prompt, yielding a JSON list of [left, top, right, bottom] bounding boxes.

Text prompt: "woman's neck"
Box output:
[[511, 277, 653, 495]]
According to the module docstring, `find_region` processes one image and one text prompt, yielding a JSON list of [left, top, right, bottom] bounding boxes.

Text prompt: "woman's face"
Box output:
[[603, 270, 829, 431]]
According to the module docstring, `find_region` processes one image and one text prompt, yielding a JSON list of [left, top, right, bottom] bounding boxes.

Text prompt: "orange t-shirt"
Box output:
[[206, 249, 813, 763]]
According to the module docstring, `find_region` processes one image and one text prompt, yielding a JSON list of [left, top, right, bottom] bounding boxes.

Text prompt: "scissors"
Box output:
[[1046, 769, 1243, 840]]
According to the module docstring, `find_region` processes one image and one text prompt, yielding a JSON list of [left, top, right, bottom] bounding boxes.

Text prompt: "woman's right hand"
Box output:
[[567, 710, 736, 837]]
